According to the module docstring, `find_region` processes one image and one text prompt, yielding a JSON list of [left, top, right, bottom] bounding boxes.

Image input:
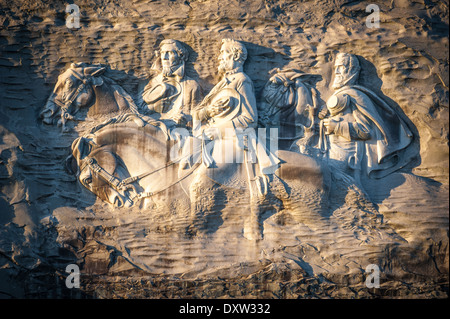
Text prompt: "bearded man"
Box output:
[[191, 38, 279, 178], [141, 39, 202, 128], [187, 39, 279, 240], [321, 52, 414, 183]]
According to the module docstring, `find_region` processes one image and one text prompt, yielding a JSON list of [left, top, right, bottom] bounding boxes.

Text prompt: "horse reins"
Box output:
[[79, 151, 198, 205]]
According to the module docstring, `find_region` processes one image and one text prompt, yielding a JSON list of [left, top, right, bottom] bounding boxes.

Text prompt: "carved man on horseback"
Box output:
[[65, 39, 328, 241], [141, 39, 203, 129], [190, 39, 280, 192]]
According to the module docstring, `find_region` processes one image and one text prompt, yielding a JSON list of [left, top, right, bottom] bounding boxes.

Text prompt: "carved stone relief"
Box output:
[[65, 44, 417, 221], [0, 0, 448, 299]]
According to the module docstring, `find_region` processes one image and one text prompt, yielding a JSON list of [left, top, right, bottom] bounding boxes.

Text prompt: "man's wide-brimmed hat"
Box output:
[[206, 88, 241, 125], [143, 82, 179, 105]]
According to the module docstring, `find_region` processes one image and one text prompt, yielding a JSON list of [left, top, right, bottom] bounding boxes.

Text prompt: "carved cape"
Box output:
[[331, 85, 414, 178]]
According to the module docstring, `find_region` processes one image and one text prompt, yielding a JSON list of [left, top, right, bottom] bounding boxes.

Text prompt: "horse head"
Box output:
[[262, 69, 321, 120], [260, 69, 322, 149], [67, 136, 131, 208], [40, 62, 138, 132]]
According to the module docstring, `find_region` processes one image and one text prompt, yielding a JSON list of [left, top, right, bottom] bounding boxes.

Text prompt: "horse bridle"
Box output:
[[53, 68, 92, 129], [77, 151, 198, 207]]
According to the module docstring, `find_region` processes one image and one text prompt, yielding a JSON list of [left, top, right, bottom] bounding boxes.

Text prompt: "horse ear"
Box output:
[[85, 67, 105, 86], [71, 137, 84, 159], [71, 62, 85, 69], [65, 155, 77, 175], [84, 66, 106, 77], [91, 67, 106, 77]]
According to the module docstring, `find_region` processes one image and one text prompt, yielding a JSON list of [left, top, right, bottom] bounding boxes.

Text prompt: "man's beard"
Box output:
[[162, 64, 174, 77], [218, 59, 235, 75], [332, 75, 345, 90], [218, 62, 226, 75], [333, 72, 359, 90]]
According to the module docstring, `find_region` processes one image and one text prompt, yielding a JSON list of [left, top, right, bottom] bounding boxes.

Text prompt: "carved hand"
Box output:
[[171, 113, 187, 126], [322, 118, 339, 135], [317, 105, 329, 120], [203, 127, 221, 140], [206, 98, 230, 118]]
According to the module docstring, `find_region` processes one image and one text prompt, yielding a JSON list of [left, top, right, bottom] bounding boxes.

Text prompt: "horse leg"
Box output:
[[243, 196, 264, 240], [186, 166, 224, 237]]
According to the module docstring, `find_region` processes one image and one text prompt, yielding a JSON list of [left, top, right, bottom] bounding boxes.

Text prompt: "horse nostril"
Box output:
[[113, 196, 123, 208], [82, 176, 92, 185]]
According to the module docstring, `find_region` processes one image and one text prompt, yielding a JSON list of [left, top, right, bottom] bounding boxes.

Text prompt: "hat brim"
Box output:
[[207, 88, 241, 124], [144, 83, 178, 104]]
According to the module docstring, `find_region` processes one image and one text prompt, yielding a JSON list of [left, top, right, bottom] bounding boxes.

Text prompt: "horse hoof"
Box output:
[[243, 225, 263, 241]]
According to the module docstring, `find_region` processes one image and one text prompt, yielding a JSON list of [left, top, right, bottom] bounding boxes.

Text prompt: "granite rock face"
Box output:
[[0, 0, 448, 298]]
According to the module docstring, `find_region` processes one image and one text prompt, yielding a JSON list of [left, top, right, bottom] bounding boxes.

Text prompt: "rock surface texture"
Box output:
[[0, 0, 448, 299]]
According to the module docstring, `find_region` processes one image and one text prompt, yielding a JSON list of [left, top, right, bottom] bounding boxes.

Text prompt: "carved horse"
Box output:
[[66, 115, 330, 240], [260, 69, 322, 151], [40, 62, 139, 131]]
